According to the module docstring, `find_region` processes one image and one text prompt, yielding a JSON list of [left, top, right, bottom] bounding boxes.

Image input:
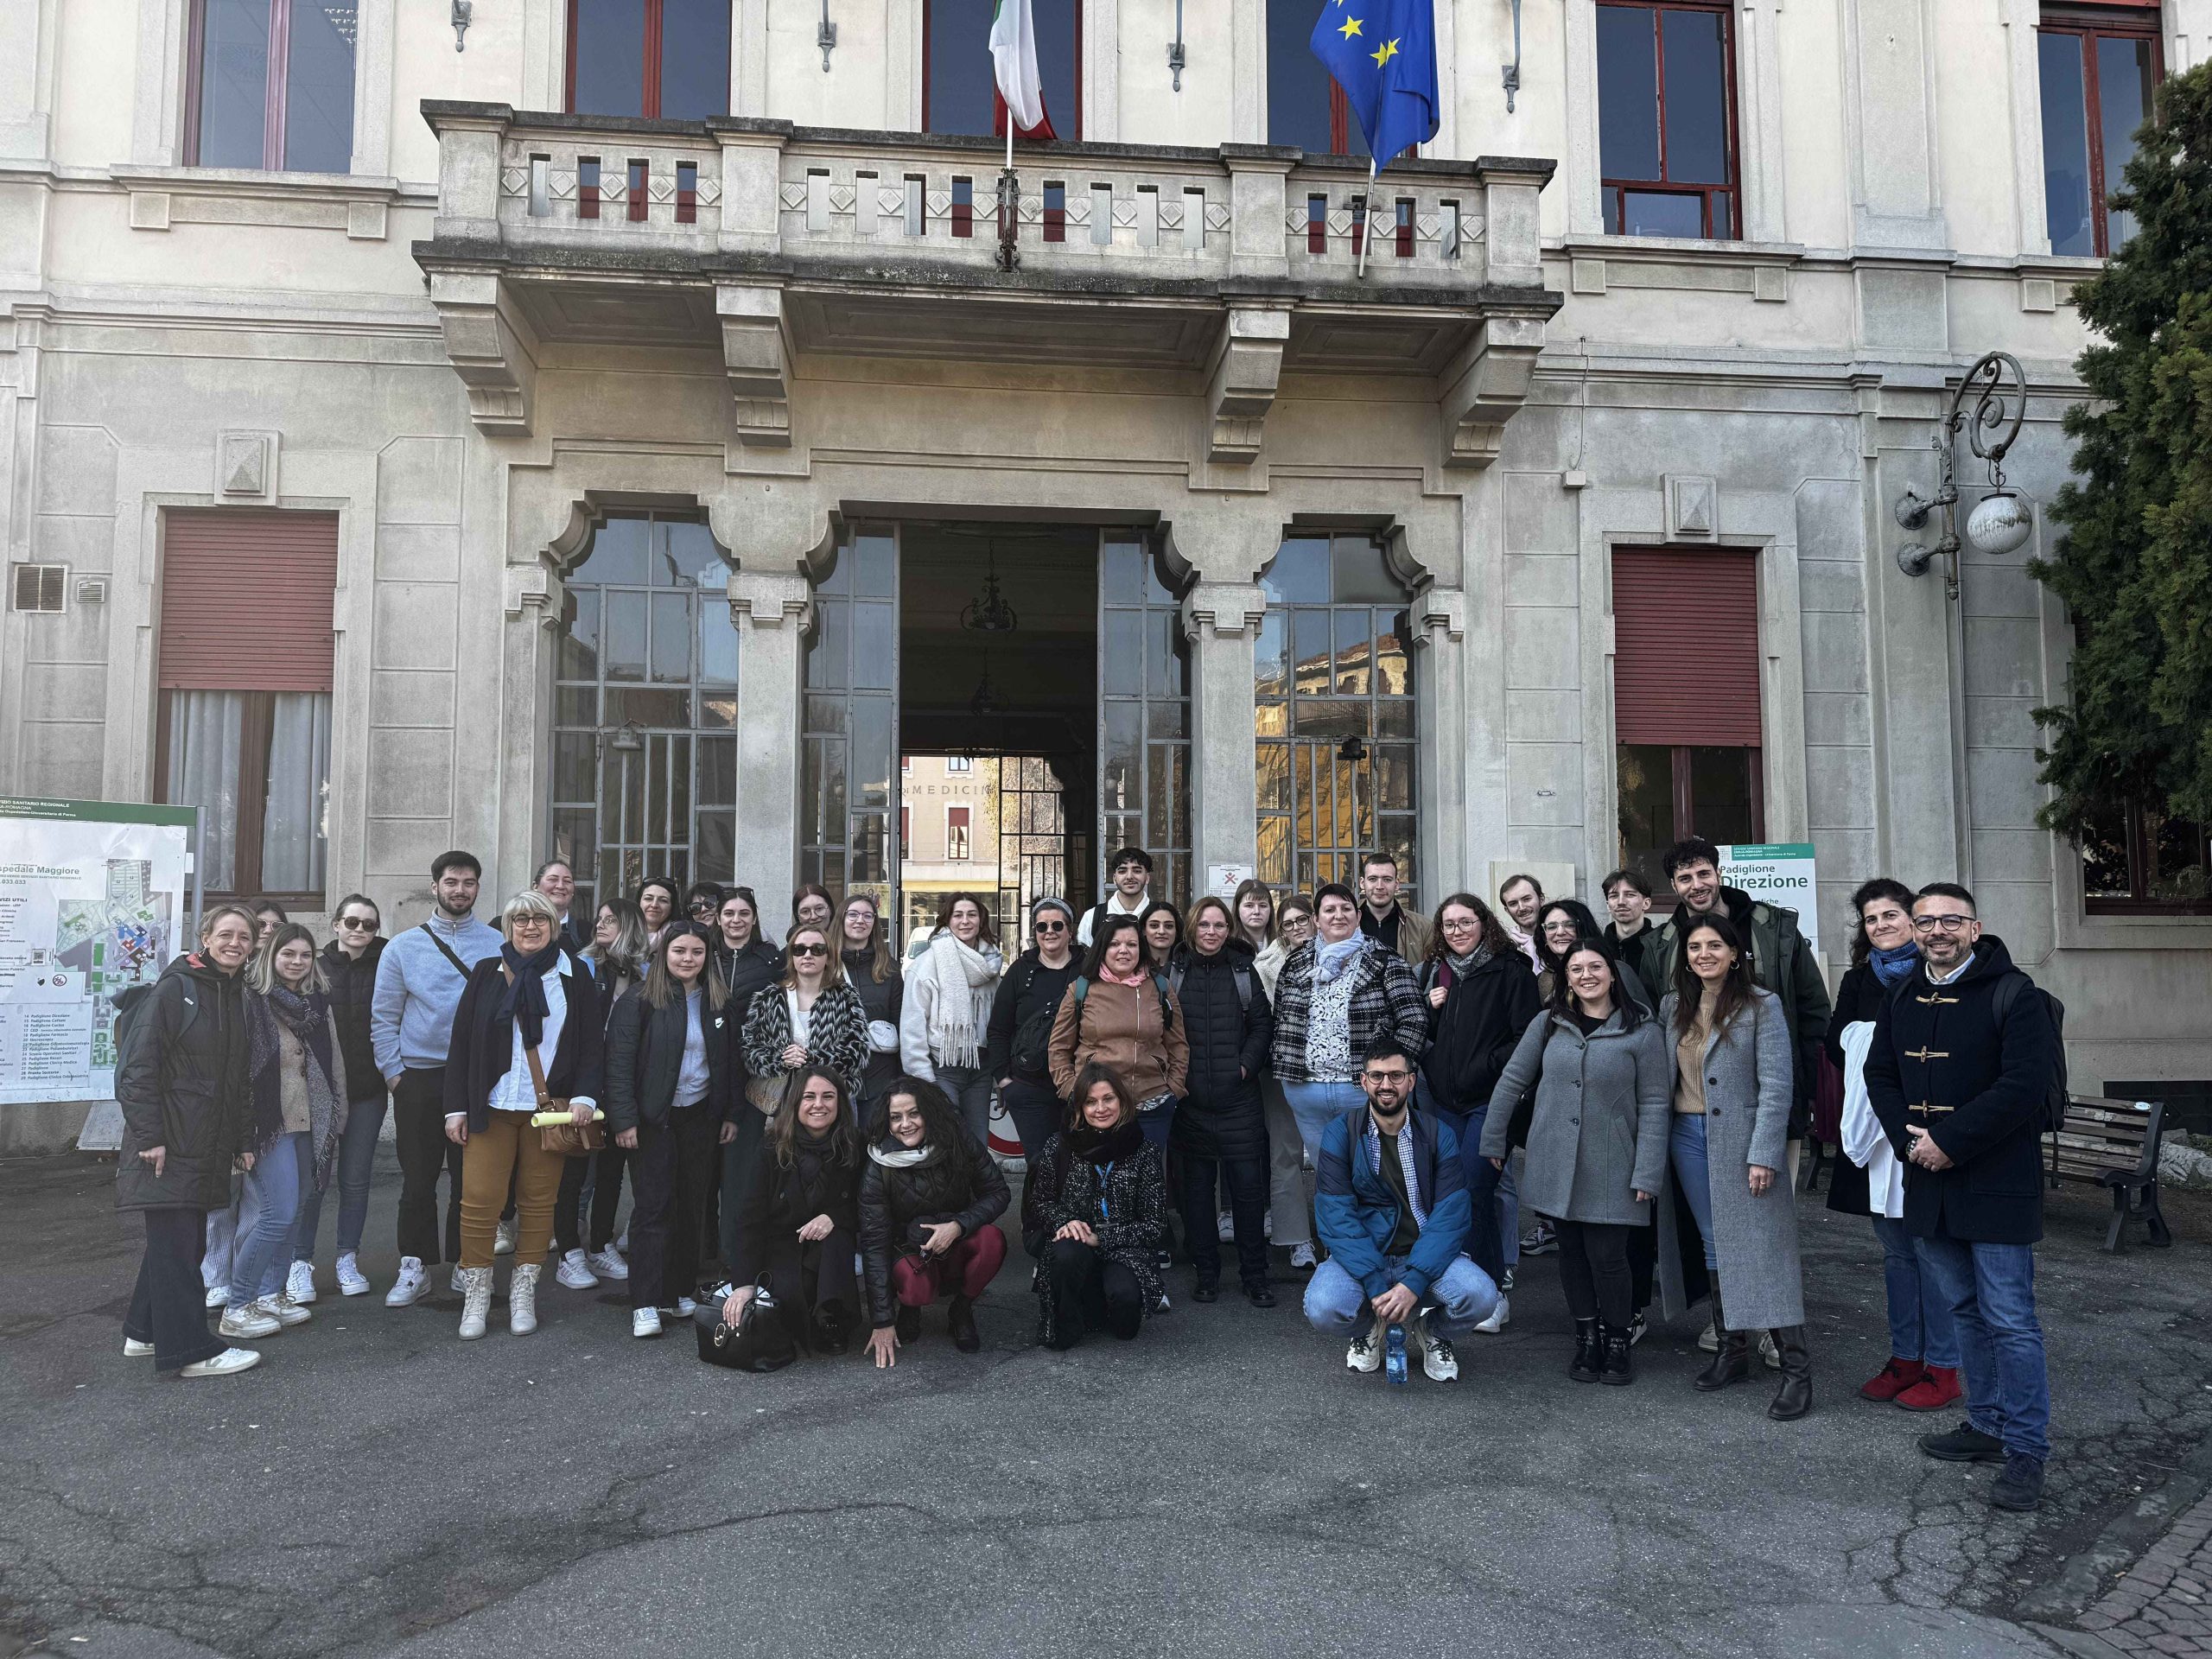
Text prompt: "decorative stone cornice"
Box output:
[[429, 270, 536, 435], [718, 282, 791, 448], [1437, 315, 1546, 468], [1204, 306, 1291, 463], [1179, 581, 1271, 644]]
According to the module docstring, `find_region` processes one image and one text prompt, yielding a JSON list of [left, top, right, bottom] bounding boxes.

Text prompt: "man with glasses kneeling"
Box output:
[[1303, 1037, 1497, 1383]]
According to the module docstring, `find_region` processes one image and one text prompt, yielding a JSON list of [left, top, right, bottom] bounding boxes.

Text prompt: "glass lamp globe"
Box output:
[[1966, 490, 2033, 556]]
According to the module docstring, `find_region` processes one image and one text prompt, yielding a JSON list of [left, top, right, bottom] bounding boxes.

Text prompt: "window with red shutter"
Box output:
[[1611, 545, 1764, 881], [154, 510, 338, 902]]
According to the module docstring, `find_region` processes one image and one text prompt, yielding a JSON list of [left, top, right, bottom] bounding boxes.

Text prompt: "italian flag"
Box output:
[[989, 0, 1053, 138]]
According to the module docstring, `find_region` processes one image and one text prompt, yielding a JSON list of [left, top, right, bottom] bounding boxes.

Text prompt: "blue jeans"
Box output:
[[1872, 1214, 1959, 1368], [1417, 1084, 1522, 1284], [202, 1173, 261, 1292], [231, 1131, 311, 1304], [935, 1066, 994, 1148], [1669, 1113, 1720, 1271], [1138, 1096, 1176, 1152], [295, 1094, 387, 1262], [1916, 1233, 2050, 1463], [1304, 1252, 1497, 1338], [1282, 1080, 1364, 1167]]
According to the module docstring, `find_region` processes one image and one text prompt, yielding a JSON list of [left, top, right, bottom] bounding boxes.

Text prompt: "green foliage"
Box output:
[[2032, 60, 2212, 837]]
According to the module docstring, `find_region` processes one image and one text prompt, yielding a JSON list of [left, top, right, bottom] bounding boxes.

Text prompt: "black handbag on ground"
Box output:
[[693, 1285, 798, 1373]]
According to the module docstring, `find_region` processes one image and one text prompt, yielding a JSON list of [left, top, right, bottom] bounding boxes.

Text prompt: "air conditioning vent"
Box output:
[[74, 576, 108, 606], [11, 564, 65, 613]]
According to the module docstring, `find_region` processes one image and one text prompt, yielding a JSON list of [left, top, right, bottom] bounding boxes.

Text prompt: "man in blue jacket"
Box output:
[[1865, 881, 2057, 1513], [1304, 1037, 1497, 1382]]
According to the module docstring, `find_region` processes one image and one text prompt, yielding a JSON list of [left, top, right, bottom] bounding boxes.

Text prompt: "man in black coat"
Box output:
[[1865, 882, 2057, 1514]]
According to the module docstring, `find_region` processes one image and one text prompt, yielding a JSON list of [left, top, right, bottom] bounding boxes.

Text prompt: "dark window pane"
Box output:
[[650, 592, 690, 683], [2097, 35, 2155, 251], [852, 601, 894, 691], [658, 519, 722, 585], [1710, 189, 1732, 239], [573, 0, 647, 117], [1660, 8, 1729, 184], [1597, 5, 1660, 181], [1103, 611, 1144, 694], [697, 603, 737, 688], [1617, 743, 1675, 872], [2038, 33, 2094, 257], [659, 0, 730, 118], [1294, 699, 1369, 741], [812, 599, 849, 689], [605, 687, 688, 727], [1292, 609, 1331, 695], [1147, 612, 1188, 700], [926, 0, 997, 134], [696, 810, 735, 883], [197, 0, 270, 168], [1254, 611, 1289, 702], [555, 733, 595, 803], [2148, 808, 2211, 906], [1330, 537, 1404, 602], [1033, 0, 1077, 137], [1261, 537, 1330, 604], [1605, 190, 1621, 234], [1268, 0, 1336, 150], [854, 531, 897, 596], [696, 734, 736, 808], [1687, 746, 1757, 843], [575, 515, 650, 584], [602, 591, 647, 682], [559, 590, 600, 679], [283, 1, 356, 173], [851, 698, 893, 810], [1334, 609, 1374, 695], [1622, 190, 1707, 238]]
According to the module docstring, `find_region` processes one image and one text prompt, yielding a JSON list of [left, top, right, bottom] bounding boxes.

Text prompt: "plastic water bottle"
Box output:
[[1385, 1324, 1408, 1387]]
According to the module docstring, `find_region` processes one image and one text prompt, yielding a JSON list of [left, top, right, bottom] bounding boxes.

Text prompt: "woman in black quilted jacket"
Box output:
[[723, 1065, 863, 1355], [858, 1077, 1010, 1366], [1020, 1065, 1168, 1351], [1167, 898, 1276, 1307]]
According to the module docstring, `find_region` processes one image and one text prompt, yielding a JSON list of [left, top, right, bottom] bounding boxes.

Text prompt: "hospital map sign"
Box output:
[[0, 798, 199, 1107]]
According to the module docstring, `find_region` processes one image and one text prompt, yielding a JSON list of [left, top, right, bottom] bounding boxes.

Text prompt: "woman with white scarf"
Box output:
[[899, 892, 1005, 1147]]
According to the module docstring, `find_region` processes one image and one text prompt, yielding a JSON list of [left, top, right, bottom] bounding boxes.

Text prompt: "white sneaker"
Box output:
[[1289, 1243, 1317, 1270], [632, 1306, 663, 1338], [266, 1294, 311, 1328], [285, 1261, 317, 1306], [179, 1346, 262, 1378], [334, 1253, 371, 1297], [509, 1263, 542, 1336], [385, 1258, 429, 1308], [123, 1337, 155, 1357], [587, 1246, 629, 1281], [556, 1249, 599, 1290], [1420, 1316, 1461, 1382], [205, 1285, 231, 1310], [494, 1217, 518, 1256], [1345, 1325, 1382, 1373], [615, 1227, 630, 1254], [455, 1266, 493, 1340], [219, 1302, 280, 1339], [1216, 1210, 1235, 1243], [1472, 1293, 1510, 1335], [668, 1296, 697, 1319]]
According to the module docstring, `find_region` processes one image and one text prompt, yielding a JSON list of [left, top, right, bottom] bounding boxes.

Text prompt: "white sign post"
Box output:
[[1718, 841, 1819, 953], [0, 798, 199, 1117]]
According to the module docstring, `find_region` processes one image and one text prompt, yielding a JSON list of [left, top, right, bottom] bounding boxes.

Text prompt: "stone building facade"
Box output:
[[2, 0, 2209, 1147]]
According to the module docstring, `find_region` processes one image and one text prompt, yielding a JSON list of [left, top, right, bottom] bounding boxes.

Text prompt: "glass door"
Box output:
[[801, 525, 900, 925], [1097, 531, 1192, 906], [995, 754, 1069, 950]]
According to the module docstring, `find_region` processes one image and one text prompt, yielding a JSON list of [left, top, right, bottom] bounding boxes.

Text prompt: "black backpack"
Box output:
[[1007, 960, 1064, 1080], [109, 979, 170, 1081], [1993, 975, 2069, 1132]]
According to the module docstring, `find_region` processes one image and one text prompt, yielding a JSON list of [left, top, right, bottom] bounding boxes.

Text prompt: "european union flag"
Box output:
[[1309, 0, 1439, 167]]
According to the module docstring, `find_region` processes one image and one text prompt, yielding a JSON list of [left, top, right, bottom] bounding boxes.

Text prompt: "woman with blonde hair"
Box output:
[[219, 923, 347, 1338], [743, 922, 870, 1113], [442, 890, 603, 1340]]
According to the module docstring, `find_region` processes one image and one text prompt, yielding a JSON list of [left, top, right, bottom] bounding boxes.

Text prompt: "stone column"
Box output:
[[728, 567, 812, 912], [498, 552, 566, 901], [1411, 588, 1471, 898], [1181, 581, 1269, 893]]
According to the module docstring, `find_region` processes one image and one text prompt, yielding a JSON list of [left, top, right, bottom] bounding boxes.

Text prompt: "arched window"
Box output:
[[550, 512, 738, 918], [1255, 535, 1415, 893]]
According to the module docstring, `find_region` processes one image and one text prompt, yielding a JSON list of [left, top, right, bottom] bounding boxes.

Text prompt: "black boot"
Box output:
[[1599, 1321, 1634, 1386], [1694, 1284, 1753, 1392], [948, 1294, 981, 1353], [1569, 1317, 1602, 1382], [1768, 1325, 1812, 1421]]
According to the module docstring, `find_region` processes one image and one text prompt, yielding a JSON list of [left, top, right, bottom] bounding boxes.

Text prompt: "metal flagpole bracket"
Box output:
[[1168, 0, 1187, 89], [1354, 160, 1377, 279], [818, 0, 837, 70], [1502, 0, 1522, 111], [996, 166, 1020, 271]]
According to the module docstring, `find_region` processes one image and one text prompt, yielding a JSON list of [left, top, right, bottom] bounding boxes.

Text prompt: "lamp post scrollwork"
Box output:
[[1893, 350, 2034, 601]]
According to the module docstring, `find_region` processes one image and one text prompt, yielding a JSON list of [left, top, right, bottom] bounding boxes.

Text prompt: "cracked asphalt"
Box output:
[[3, 1147, 2209, 1659]]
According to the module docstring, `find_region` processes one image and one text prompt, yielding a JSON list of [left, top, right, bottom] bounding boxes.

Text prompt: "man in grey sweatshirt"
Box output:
[[372, 850, 504, 1306]]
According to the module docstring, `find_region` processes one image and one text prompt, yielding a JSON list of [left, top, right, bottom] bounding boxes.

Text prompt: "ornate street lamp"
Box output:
[[1894, 351, 2033, 601]]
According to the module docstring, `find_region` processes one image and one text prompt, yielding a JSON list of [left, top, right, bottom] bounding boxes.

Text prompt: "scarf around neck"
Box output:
[[1065, 1116, 1143, 1166], [918, 933, 998, 1069], [1446, 944, 1491, 977], [499, 941, 563, 1047], [245, 983, 344, 1183], [868, 1140, 933, 1170], [1315, 934, 1367, 985], [1868, 940, 1922, 988]]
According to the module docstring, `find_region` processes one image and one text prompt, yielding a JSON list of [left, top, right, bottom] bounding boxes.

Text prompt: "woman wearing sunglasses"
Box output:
[[985, 897, 1084, 1163], [291, 895, 387, 1300], [741, 925, 870, 1118]]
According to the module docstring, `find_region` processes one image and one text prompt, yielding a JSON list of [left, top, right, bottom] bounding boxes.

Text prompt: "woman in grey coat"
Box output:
[[1661, 912, 1811, 1421], [1482, 938, 1669, 1385]]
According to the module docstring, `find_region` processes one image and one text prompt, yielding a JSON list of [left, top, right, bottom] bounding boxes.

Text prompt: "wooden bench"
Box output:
[[2049, 1095, 2172, 1253]]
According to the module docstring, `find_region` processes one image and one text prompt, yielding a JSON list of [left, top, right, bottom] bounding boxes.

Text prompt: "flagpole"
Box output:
[[1356, 156, 1378, 280]]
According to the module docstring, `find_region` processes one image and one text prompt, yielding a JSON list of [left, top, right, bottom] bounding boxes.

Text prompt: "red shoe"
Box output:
[[1859, 1357, 1924, 1402], [1894, 1365, 1961, 1412]]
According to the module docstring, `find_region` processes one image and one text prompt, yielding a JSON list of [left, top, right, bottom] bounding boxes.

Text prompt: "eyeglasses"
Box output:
[[1912, 913, 1974, 933], [690, 900, 717, 915], [1033, 920, 1067, 934], [337, 916, 378, 931], [789, 942, 829, 957]]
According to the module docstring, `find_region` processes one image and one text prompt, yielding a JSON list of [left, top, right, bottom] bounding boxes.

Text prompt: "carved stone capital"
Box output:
[[727, 566, 813, 632], [1414, 586, 1467, 645], [1205, 305, 1291, 464], [719, 282, 791, 448], [1179, 581, 1271, 644], [429, 271, 537, 435], [503, 556, 565, 626], [1437, 315, 1545, 468]]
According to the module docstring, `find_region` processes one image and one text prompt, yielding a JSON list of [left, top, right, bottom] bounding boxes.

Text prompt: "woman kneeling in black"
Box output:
[[1020, 1064, 1167, 1351], [721, 1065, 862, 1354], [859, 1077, 1012, 1368]]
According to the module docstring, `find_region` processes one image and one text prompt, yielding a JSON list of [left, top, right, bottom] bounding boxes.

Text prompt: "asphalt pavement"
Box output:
[[3, 1147, 2209, 1659]]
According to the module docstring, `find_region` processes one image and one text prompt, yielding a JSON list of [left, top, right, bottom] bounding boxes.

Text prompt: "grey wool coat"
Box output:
[[1480, 1008, 1670, 1227], [1657, 987, 1805, 1330]]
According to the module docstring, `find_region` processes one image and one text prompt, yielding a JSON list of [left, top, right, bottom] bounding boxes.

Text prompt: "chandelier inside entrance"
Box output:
[[959, 545, 1020, 634]]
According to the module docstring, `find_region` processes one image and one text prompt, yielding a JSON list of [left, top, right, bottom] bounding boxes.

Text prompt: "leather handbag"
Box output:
[[695, 1285, 798, 1373], [507, 969, 603, 1156]]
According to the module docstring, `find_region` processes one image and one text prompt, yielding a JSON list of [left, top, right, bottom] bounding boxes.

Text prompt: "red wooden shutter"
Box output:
[[159, 510, 338, 691], [1612, 546, 1761, 746]]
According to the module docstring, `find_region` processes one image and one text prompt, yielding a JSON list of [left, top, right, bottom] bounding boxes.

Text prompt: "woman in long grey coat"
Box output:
[[1482, 939, 1669, 1385], [1660, 911, 1810, 1421]]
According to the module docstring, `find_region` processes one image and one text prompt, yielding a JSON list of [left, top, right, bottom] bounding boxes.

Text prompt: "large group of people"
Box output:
[[112, 836, 2064, 1510]]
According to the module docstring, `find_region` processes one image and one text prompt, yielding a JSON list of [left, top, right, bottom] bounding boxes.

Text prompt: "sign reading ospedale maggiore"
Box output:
[[0, 798, 198, 1107], [1717, 842, 1819, 952]]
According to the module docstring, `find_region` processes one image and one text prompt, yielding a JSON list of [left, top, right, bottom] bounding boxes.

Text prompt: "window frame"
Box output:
[[1615, 742, 1766, 875], [1595, 0, 1743, 241], [922, 0, 1083, 139], [2083, 798, 2212, 915], [2036, 5, 2164, 260], [153, 688, 327, 907], [565, 0, 732, 120], [182, 0, 356, 174], [946, 805, 972, 861]]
